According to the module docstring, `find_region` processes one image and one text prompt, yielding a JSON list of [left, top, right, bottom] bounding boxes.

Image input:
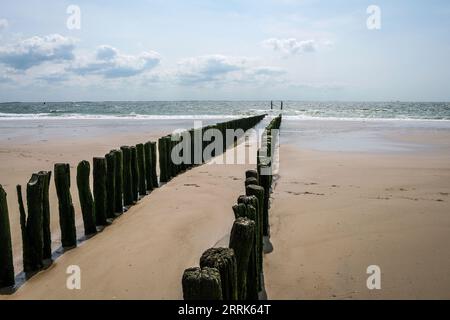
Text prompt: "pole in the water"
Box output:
[[281, 101, 283, 110], [270, 101, 273, 110]]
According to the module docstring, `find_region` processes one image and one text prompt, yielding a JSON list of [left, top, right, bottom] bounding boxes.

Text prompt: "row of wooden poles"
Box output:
[[182, 115, 282, 300], [0, 114, 267, 290], [158, 115, 266, 183]]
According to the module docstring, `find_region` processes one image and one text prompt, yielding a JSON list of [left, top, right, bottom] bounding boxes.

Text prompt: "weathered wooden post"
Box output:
[[130, 146, 139, 202], [245, 177, 258, 187], [136, 143, 146, 197], [54, 163, 77, 249], [17, 185, 31, 272], [246, 169, 258, 178], [105, 151, 116, 219], [229, 217, 255, 300], [0, 185, 15, 288], [144, 142, 154, 192], [182, 267, 223, 300], [76, 160, 97, 236], [120, 146, 133, 207], [200, 247, 238, 300], [246, 185, 264, 280], [259, 168, 271, 237], [93, 157, 108, 226], [235, 199, 259, 299], [114, 149, 123, 214], [150, 142, 158, 188], [38, 171, 52, 261], [158, 137, 168, 183]]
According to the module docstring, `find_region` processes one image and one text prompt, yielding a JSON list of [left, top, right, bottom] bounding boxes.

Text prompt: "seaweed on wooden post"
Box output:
[[182, 267, 223, 300], [136, 143, 146, 197], [114, 149, 123, 214], [76, 160, 97, 236], [93, 157, 108, 226], [229, 217, 255, 300], [54, 163, 77, 249], [200, 247, 238, 300], [130, 146, 139, 202], [120, 146, 133, 207], [150, 142, 158, 188], [144, 142, 154, 192], [105, 151, 116, 219], [38, 171, 52, 261], [0, 185, 15, 288]]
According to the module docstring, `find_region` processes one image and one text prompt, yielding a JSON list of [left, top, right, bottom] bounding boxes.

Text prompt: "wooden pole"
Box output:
[[136, 143, 146, 197], [105, 151, 116, 219], [120, 146, 133, 207], [200, 247, 238, 300], [76, 160, 97, 236], [245, 185, 264, 284], [38, 171, 52, 261], [114, 149, 123, 214], [130, 146, 139, 202], [54, 163, 77, 249], [229, 217, 255, 300], [158, 137, 168, 183], [245, 177, 258, 187], [144, 142, 154, 192], [26, 173, 44, 270], [93, 157, 108, 226], [182, 267, 223, 300], [0, 185, 15, 288], [17, 185, 32, 273], [149, 142, 158, 188]]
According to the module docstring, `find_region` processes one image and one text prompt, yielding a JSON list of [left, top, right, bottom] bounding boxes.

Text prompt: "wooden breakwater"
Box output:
[[0, 114, 266, 293], [182, 114, 282, 300]]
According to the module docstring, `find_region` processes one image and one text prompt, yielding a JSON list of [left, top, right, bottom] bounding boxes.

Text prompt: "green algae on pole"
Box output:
[[114, 149, 124, 214], [182, 267, 223, 300], [144, 142, 154, 192], [130, 146, 139, 202], [105, 151, 116, 219], [93, 157, 108, 226], [200, 247, 238, 300], [0, 185, 15, 288], [38, 171, 52, 261], [54, 163, 77, 249], [76, 160, 97, 236], [120, 146, 133, 207], [136, 143, 146, 197], [229, 217, 255, 300]]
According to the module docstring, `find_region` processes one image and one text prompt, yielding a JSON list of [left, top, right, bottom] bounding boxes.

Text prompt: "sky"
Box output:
[[0, 0, 449, 102]]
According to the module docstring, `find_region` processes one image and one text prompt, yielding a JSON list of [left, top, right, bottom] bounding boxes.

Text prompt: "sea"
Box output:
[[0, 101, 449, 121]]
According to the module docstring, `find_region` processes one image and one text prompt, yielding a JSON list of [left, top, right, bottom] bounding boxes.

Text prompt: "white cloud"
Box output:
[[175, 54, 285, 86], [0, 34, 76, 70], [262, 38, 317, 55], [70, 45, 160, 78], [0, 19, 8, 31]]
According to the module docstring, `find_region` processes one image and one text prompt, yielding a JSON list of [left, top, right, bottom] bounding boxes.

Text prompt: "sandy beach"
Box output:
[[265, 120, 450, 299], [1, 118, 450, 299]]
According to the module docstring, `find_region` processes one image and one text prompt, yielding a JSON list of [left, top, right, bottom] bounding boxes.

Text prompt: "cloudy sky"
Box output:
[[0, 0, 449, 101]]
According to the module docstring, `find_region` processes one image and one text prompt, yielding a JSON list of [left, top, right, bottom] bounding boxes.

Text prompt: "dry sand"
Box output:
[[265, 141, 450, 299]]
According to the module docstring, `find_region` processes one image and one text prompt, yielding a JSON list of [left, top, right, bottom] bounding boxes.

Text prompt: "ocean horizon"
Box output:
[[1, 101, 450, 121]]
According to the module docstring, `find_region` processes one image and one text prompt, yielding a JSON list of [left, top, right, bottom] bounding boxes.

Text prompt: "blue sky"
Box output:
[[0, 0, 449, 101]]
